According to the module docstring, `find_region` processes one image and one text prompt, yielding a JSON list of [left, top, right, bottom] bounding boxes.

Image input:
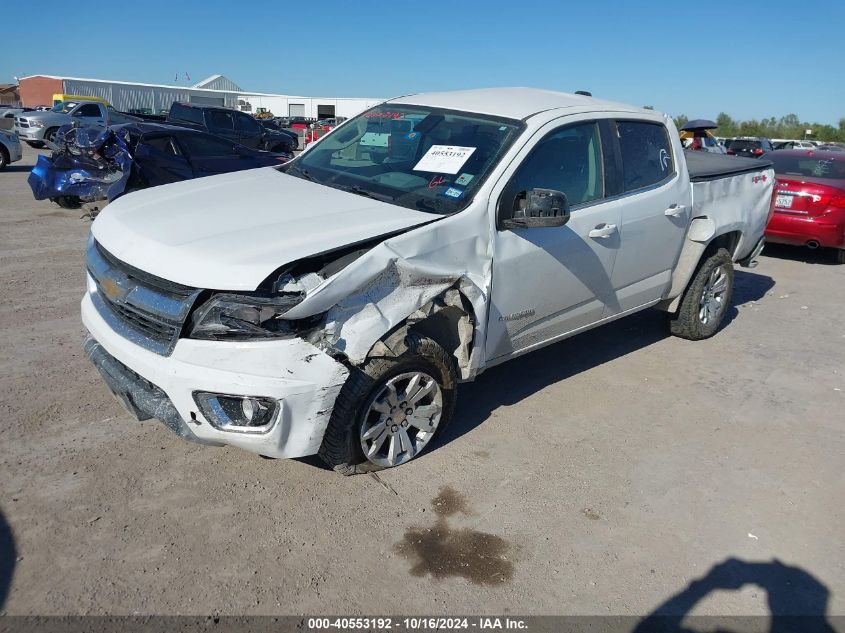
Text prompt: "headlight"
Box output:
[[28, 120, 45, 128], [189, 293, 303, 340]]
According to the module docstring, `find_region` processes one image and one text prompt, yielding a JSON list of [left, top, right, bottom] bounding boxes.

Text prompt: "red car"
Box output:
[[765, 149, 845, 263]]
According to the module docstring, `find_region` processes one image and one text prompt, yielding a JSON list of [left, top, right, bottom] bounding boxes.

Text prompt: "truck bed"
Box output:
[[684, 150, 772, 182]]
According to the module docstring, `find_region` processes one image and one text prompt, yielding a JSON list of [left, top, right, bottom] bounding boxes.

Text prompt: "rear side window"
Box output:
[[616, 121, 674, 192], [207, 110, 235, 131], [235, 112, 261, 135], [75, 104, 102, 117], [169, 104, 204, 125], [177, 133, 235, 157], [142, 135, 180, 156]]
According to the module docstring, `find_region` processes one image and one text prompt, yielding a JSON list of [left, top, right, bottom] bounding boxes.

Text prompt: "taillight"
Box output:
[[726, 149, 735, 155], [752, 148, 764, 156], [829, 194, 845, 209]]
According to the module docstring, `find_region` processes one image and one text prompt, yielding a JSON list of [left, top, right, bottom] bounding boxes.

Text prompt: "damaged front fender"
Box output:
[[282, 216, 492, 379]]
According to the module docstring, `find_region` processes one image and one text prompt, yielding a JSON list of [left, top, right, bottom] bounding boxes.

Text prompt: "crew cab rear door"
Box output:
[[234, 111, 263, 149], [485, 118, 623, 361], [175, 131, 251, 177], [606, 118, 691, 312], [205, 109, 239, 145], [134, 133, 194, 184]]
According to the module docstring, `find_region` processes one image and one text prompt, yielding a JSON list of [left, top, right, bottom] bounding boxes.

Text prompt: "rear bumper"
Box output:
[[738, 237, 766, 268], [766, 211, 845, 249]]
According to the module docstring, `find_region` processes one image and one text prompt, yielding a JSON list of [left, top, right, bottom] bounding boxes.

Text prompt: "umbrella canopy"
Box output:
[[681, 119, 718, 131]]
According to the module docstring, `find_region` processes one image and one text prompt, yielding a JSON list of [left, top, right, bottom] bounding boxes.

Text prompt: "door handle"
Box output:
[[588, 224, 617, 239], [664, 204, 687, 217]]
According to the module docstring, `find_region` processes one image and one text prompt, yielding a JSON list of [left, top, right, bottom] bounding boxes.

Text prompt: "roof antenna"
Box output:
[[575, 90, 592, 97]]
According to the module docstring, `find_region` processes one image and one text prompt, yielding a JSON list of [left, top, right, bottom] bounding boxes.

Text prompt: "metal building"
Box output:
[[17, 74, 383, 120], [18, 75, 241, 112]]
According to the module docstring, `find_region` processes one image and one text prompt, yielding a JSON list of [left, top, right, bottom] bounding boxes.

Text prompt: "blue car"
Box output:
[[28, 122, 292, 209]]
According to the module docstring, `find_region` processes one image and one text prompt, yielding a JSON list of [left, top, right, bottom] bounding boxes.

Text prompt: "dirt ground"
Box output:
[[0, 145, 843, 618]]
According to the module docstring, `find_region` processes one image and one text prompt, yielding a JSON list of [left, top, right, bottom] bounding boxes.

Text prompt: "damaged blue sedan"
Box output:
[[28, 122, 293, 210]]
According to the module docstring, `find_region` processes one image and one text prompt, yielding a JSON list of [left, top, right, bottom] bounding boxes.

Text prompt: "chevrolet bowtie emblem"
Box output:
[[100, 277, 127, 303]]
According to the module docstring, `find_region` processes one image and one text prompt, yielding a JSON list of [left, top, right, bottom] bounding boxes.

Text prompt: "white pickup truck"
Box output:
[[82, 88, 774, 474]]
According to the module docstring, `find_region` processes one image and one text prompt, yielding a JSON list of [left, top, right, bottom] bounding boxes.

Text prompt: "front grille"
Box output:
[[86, 239, 202, 356], [16, 117, 29, 128], [106, 300, 182, 345]]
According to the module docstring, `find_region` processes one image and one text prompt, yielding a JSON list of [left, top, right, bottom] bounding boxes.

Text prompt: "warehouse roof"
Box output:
[[18, 74, 240, 94], [390, 87, 648, 120]]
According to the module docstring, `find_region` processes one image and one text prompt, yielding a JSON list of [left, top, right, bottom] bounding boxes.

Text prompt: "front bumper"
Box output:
[[81, 288, 349, 458], [14, 125, 44, 142]]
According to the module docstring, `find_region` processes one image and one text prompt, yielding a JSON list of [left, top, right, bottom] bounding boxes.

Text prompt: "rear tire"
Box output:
[[669, 248, 734, 340], [26, 141, 45, 149], [835, 249, 845, 265], [319, 332, 457, 475]]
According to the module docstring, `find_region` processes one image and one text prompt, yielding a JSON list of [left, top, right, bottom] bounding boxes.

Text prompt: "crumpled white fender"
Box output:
[[282, 207, 493, 379]]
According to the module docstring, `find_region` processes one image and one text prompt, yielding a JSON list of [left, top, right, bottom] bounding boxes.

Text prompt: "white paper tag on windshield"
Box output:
[[413, 145, 476, 174]]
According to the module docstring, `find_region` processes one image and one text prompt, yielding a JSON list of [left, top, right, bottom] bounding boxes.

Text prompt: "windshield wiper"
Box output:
[[340, 184, 394, 203], [282, 164, 314, 181]]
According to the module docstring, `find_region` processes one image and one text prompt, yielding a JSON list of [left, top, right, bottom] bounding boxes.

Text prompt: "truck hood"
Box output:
[[91, 168, 433, 290], [19, 111, 68, 123]]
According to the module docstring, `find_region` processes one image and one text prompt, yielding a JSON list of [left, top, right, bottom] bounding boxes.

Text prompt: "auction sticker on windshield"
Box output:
[[414, 145, 476, 174]]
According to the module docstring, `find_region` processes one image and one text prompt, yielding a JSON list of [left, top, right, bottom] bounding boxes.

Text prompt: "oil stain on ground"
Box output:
[[395, 486, 513, 586]]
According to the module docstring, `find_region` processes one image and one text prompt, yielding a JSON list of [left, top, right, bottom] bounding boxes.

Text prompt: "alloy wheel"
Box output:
[[699, 264, 729, 325], [359, 371, 443, 468]]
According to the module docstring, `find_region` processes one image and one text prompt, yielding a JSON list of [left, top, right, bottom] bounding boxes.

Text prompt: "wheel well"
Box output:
[[704, 231, 741, 261], [365, 288, 477, 379]]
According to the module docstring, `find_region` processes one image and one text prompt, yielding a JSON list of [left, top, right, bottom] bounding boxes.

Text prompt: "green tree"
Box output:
[[716, 112, 735, 136], [673, 114, 688, 130]]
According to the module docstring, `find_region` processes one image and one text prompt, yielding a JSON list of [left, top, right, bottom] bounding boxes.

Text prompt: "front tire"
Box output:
[[669, 248, 734, 340], [0, 146, 8, 170], [53, 196, 82, 209], [43, 127, 59, 145], [835, 249, 845, 265], [319, 332, 457, 475]]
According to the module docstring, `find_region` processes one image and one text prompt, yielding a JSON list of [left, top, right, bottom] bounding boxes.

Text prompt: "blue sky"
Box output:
[[4, 0, 843, 124]]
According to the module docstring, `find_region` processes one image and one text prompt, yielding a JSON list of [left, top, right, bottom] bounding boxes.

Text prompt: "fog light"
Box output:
[[193, 392, 279, 433]]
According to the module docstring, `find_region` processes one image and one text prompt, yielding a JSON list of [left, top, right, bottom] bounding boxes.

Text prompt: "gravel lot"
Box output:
[[1, 145, 842, 618]]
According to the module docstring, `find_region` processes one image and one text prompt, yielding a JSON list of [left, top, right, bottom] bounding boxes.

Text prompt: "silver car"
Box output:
[[0, 128, 23, 170]]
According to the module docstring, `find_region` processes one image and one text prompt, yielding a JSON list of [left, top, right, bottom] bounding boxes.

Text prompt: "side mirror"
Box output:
[[502, 188, 571, 229]]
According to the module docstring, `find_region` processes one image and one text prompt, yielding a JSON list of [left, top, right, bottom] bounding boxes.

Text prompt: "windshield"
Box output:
[[282, 104, 523, 214], [51, 102, 78, 113]]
